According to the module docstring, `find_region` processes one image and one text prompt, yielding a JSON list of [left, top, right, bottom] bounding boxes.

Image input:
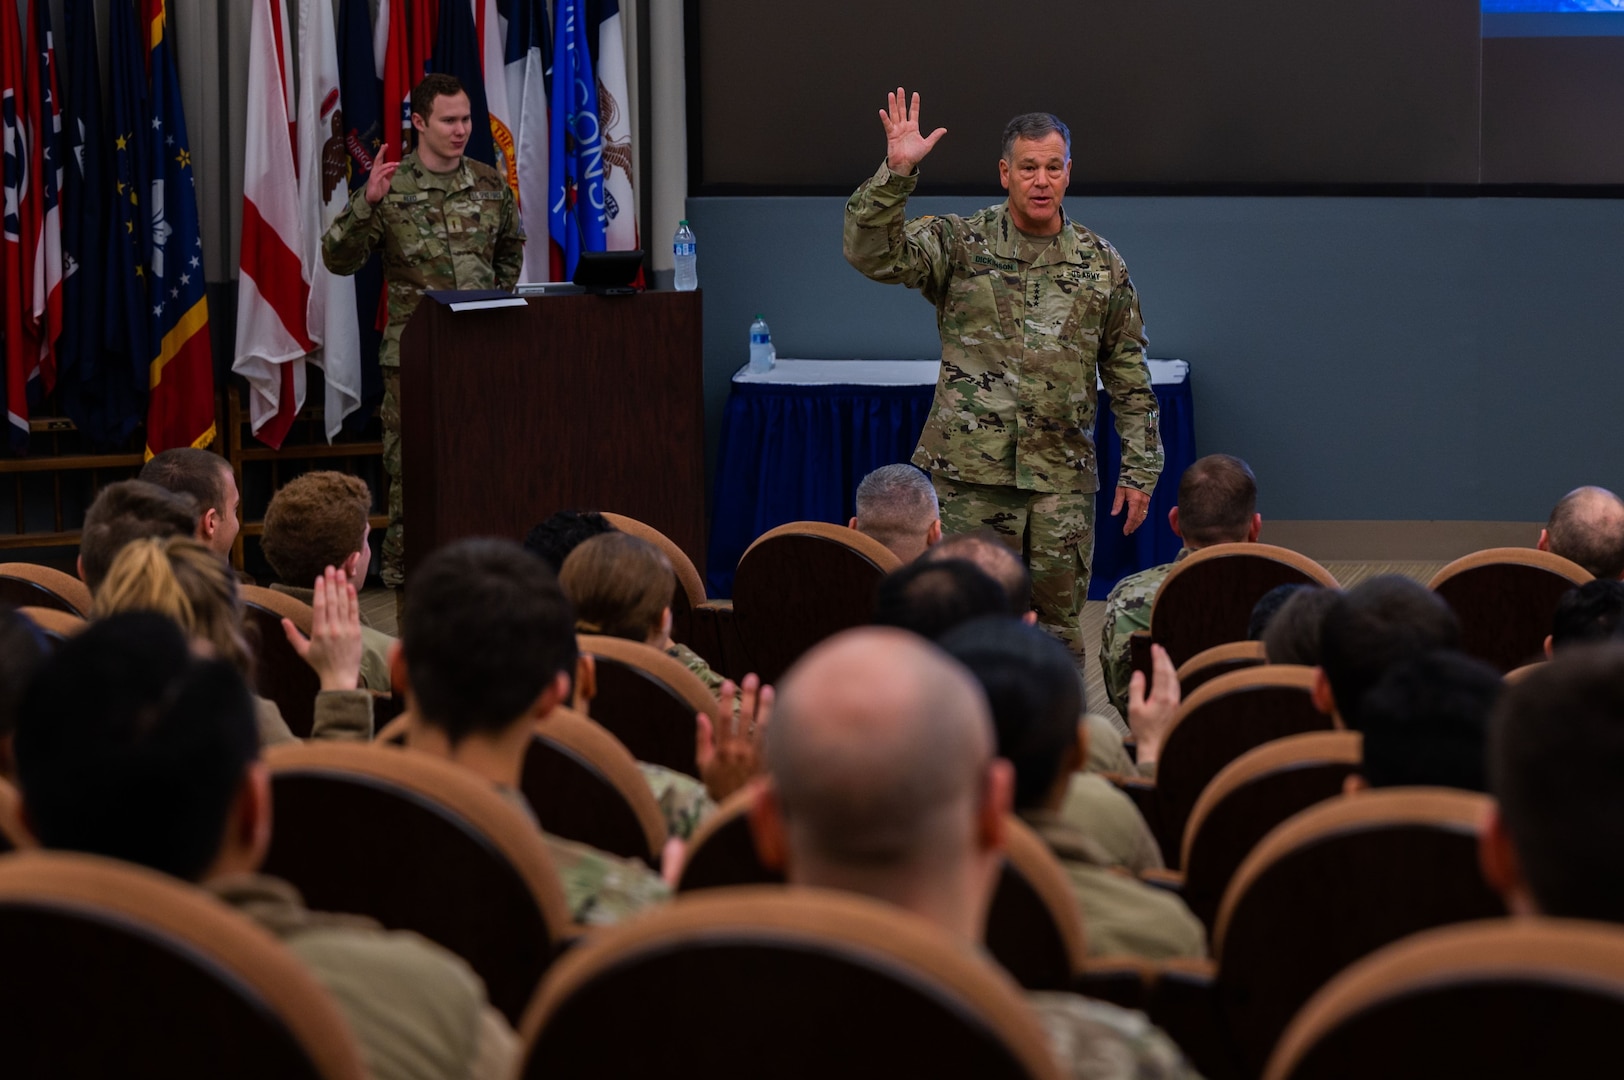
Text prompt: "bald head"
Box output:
[[1546, 487, 1624, 579], [766, 628, 994, 867], [925, 533, 1031, 617]]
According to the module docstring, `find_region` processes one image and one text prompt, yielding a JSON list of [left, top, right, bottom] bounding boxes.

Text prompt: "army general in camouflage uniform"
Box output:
[[323, 74, 525, 589], [843, 89, 1163, 659]]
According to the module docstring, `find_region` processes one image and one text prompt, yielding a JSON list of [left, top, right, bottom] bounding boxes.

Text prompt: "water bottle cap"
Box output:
[[755, 313, 764, 319], [679, 219, 689, 226]]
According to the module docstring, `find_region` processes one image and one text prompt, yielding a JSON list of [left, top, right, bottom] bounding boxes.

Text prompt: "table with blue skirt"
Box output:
[[706, 358, 1196, 600]]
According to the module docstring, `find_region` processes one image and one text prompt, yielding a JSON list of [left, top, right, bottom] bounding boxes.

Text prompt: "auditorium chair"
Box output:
[[1428, 547, 1591, 672], [1126, 543, 1340, 679], [729, 521, 902, 684], [674, 792, 1091, 992], [599, 511, 735, 670], [0, 777, 29, 853], [374, 707, 666, 866], [0, 561, 92, 617], [577, 633, 720, 778], [17, 604, 86, 643], [262, 742, 576, 1024], [1264, 918, 1624, 1080], [1115, 665, 1331, 866], [0, 851, 368, 1079], [516, 887, 1065, 1080], [1176, 640, 1268, 698], [241, 585, 322, 739], [1172, 731, 1363, 932], [1211, 788, 1505, 1076], [524, 706, 668, 868]]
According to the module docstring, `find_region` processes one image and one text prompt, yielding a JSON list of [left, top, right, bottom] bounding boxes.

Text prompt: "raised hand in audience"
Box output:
[[281, 566, 364, 692], [695, 673, 775, 802], [1127, 643, 1179, 770]]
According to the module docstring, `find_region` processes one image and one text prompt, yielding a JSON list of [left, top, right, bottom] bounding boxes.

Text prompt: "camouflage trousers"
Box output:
[[931, 475, 1095, 658], [381, 369, 405, 588]]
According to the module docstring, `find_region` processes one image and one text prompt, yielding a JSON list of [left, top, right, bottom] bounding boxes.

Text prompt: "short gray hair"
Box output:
[[854, 465, 939, 552], [1001, 113, 1071, 161]]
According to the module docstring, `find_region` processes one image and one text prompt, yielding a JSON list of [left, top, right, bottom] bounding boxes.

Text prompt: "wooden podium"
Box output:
[[399, 290, 705, 580]]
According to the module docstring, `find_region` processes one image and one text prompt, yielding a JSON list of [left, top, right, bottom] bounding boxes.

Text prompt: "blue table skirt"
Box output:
[[706, 377, 1196, 600]]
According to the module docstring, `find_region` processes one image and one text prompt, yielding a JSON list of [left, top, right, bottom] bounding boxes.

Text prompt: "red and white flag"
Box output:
[[478, 0, 517, 200], [24, 0, 62, 392], [298, 0, 361, 440], [595, 0, 638, 254], [233, 0, 312, 450], [374, 0, 412, 162], [506, 0, 548, 282]]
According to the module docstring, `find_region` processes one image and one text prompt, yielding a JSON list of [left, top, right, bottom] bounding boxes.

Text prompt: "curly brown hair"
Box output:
[[261, 471, 372, 588]]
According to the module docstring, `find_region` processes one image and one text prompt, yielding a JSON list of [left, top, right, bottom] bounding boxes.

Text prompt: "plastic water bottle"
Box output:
[[673, 220, 698, 292], [748, 315, 775, 373]]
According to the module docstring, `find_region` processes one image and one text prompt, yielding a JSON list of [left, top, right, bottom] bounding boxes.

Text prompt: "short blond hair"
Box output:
[[93, 537, 254, 679]]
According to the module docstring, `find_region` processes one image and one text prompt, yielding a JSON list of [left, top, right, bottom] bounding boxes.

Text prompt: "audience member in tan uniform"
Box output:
[[747, 627, 1201, 1079], [262, 470, 394, 692], [94, 537, 372, 745], [12, 613, 518, 1080], [940, 616, 1206, 960], [849, 463, 943, 563], [390, 538, 671, 925]]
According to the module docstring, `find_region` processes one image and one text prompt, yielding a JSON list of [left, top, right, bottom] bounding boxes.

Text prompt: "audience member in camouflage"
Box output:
[[322, 75, 524, 587], [542, 829, 671, 926], [753, 628, 1200, 1079], [844, 91, 1162, 654], [1098, 454, 1262, 715], [669, 641, 726, 698], [1099, 550, 1190, 718], [637, 761, 714, 842]]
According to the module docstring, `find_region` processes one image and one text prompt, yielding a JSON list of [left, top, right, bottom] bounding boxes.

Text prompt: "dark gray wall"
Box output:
[[687, 195, 1624, 521]]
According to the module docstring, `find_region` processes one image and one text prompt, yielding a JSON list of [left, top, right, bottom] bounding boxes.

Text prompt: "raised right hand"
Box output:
[[365, 142, 400, 205], [880, 87, 946, 176]]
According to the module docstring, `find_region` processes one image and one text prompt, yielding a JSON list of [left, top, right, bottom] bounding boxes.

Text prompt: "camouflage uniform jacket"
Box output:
[[843, 161, 1163, 496], [1099, 548, 1192, 717], [495, 784, 672, 926], [208, 874, 518, 1080], [1026, 991, 1204, 1080], [322, 152, 524, 368], [636, 761, 715, 842]]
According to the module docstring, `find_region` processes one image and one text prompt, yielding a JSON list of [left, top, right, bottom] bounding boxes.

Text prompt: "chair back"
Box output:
[[0, 776, 29, 854], [241, 585, 320, 739], [525, 707, 667, 867], [0, 562, 92, 617], [0, 851, 367, 1079], [675, 794, 1087, 992], [1179, 731, 1362, 932], [731, 521, 902, 683], [578, 634, 719, 778], [1213, 788, 1505, 1075], [262, 742, 575, 1024], [1176, 640, 1268, 698], [1428, 547, 1591, 672], [985, 817, 1090, 991], [517, 887, 1065, 1080], [1147, 544, 1338, 668], [673, 788, 780, 893], [17, 605, 86, 643], [1265, 918, 1624, 1080], [1152, 665, 1332, 866], [600, 512, 708, 645]]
